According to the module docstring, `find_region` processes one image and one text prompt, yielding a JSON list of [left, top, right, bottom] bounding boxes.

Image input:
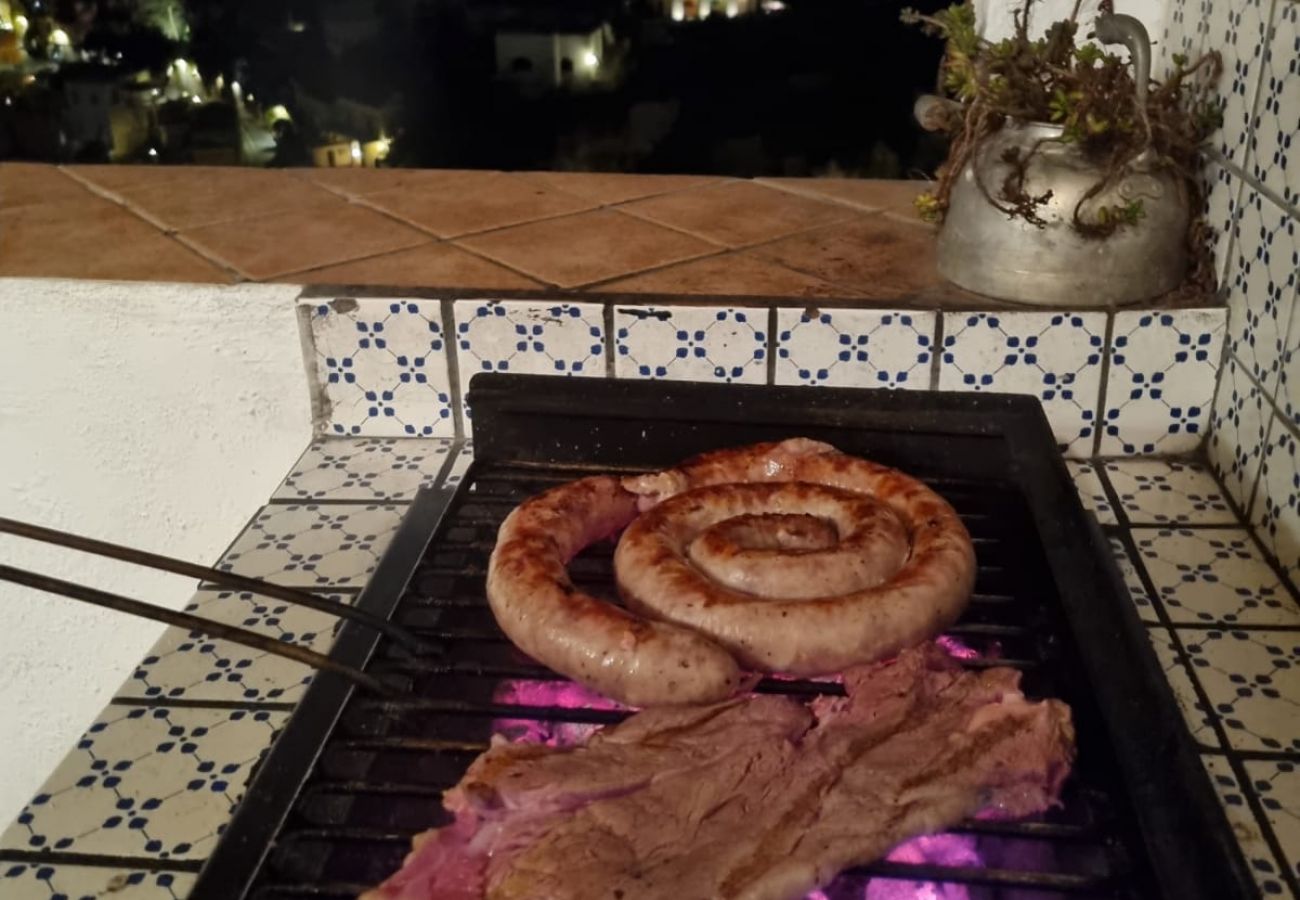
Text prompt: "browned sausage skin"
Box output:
[[485, 475, 746, 707], [616, 439, 976, 675]]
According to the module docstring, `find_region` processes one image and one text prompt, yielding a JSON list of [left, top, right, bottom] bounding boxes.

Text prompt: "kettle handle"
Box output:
[[1094, 13, 1151, 110]]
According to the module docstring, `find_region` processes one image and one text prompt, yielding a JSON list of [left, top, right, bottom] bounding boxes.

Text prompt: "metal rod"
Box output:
[[0, 564, 399, 698], [0, 517, 429, 653]]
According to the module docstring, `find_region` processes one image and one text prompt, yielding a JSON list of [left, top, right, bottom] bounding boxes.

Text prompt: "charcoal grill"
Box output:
[[192, 374, 1255, 900]]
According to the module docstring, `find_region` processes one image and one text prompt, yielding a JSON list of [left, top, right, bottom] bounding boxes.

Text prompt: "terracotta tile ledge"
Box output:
[[0, 163, 1217, 309]]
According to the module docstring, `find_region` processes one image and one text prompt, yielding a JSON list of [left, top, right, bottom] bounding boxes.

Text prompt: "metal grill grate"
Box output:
[[192, 376, 1253, 900]]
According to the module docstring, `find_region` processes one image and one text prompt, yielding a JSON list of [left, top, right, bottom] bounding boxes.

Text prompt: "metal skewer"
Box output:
[[0, 517, 431, 654], [0, 564, 400, 698]]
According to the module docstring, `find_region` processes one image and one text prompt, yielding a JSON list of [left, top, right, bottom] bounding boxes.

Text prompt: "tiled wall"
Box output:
[[1160, 0, 1299, 584], [303, 295, 1226, 460]]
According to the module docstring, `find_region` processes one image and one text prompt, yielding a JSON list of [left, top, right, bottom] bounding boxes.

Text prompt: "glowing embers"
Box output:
[[489, 678, 627, 747]]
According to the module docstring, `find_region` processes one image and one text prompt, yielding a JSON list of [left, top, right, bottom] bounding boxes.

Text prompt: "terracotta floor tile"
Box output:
[[456, 209, 715, 287], [1, 164, 98, 210], [360, 172, 595, 238], [64, 164, 221, 193], [620, 181, 853, 248], [600, 252, 848, 298], [182, 201, 429, 281], [750, 215, 945, 298], [112, 168, 344, 230], [0, 197, 231, 282], [298, 167, 500, 199], [286, 242, 542, 288], [527, 171, 727, 205], [757, 177, 932, 222]]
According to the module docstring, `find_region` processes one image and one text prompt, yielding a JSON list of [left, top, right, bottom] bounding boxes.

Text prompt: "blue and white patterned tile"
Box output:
[[1208, 0, 1273, 167], [454, 300, 604, 418], [115, 590, 351, 703], [1102, 458, 1236, 524], [212, 504, 407, 589], [773, 308, 934, 390], [939, 312, 1105, 457], [1225, 189, 1298, 396], [1243, 758, 1300, 889], [1209, 354, 1271, 509], [0, 864, 195, 899], [1203, 161, 1243, 291], [1067, 460, 1117, 525], [0, 706, 285, 859], [1132, 527, 1300, 626], [1251, 418, 1300, 590], [614, 305, 767, 384], [1146, 628, 1221, 746], [308, 297, 456, 438], [273, 438, 455, 502], [1180, 628, 1300, 753], [1100, 309, 1227, 455], [1249, 1, 1299, 210], [1109, 534, 1153, 619], [1201, 755, 1293, 897], [1154, 0, 1205, 78]]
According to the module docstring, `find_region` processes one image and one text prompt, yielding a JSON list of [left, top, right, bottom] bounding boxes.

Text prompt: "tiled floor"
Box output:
[[0, 164, 1219, 309], [1, 443, 1295, 899], [1068, 457, 1300, 897]]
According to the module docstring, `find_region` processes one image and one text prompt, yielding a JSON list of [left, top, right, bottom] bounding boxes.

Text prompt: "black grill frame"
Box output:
[[192, 374, 1256, 900]]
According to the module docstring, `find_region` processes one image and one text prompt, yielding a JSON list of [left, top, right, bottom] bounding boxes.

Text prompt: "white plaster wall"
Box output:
[[975, 0, 1166, 51], [0, 279, 312, 829]]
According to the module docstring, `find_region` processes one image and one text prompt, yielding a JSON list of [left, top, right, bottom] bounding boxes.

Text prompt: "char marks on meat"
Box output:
[[362, 645, 1075, 900]]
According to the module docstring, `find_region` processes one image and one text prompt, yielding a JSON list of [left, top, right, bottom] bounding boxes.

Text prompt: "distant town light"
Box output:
[[15, 15, 28, 30], [50, 28, 70, 46], [148, 147, 158, 157], [670, 0, 684, 20], [582, 50, 599, 69], [699, 3, 711, 18], [246, 93, 254, 102], [350, 140, 362, 163], [3, 97, 10, 107], [151, 88, 160, 97], [191, 95, 201, 104], [726, 1, 739, 16], [761, 0, 785, 9], [231, 81, 241, 95], [174, 59, 188, 74]]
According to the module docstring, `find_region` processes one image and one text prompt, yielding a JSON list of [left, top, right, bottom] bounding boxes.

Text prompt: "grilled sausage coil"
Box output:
[[486, 439, 975, 706]]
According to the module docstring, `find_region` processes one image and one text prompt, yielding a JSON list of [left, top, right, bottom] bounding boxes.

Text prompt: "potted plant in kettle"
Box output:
[[903, 1, 1222, 306]]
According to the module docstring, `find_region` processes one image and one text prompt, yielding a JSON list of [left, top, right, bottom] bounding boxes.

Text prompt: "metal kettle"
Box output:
[[928, 14, 1190, 307]]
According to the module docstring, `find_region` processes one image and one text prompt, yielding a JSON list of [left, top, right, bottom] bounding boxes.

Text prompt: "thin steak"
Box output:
[[362, 644, 1075, 900]]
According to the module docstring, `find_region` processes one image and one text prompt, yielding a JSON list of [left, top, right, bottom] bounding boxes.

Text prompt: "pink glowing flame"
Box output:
[[936, 635, 982, 661], [490, 679, 628, 747]]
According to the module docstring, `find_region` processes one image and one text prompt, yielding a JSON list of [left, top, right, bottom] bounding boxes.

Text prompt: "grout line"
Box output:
[[765, 306, 778, 385], [441, 297, 468, 440], [109, 696, 299, 712], [571, 213, 881, 296], [751, 176, 925, 216], [928, 311, 945, 391], [292, 302, 331, 439], [1092, 311, 1117, 457], [1208, 151, 1300, 229], [571, 245, 735, 292], [603, 302, 617, 379], [168, 231, 254, 282], [263, 496, 414, 507], [447, 240, 558, 288], [0, 849, 206, 871]]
